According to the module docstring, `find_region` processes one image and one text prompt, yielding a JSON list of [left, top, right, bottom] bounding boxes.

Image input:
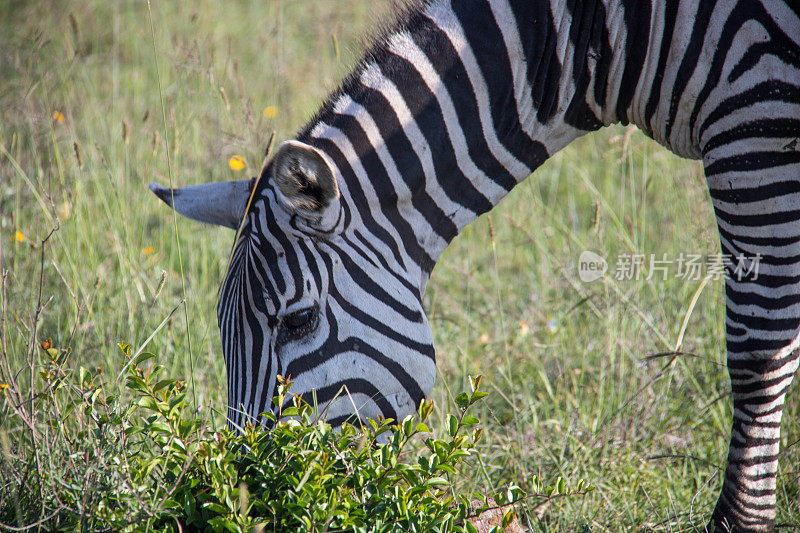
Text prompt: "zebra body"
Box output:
[[150, 0, 800, 529]]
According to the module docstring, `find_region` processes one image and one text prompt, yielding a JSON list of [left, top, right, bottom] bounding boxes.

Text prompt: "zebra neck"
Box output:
[[301, 0, 645, 290]]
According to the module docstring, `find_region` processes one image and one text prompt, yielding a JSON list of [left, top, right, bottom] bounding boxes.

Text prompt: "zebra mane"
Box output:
[[295, 0, 434, 142]]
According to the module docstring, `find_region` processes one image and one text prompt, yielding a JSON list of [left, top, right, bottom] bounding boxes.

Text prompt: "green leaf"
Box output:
[[208, 517, 239, 533], [509, 485, 526, 502], [168, 392, 186, 411], [281, 406, 298, 417], [153, 378, 175, 392], [461, 414, 479, 427], [202, 502, 228, 514], [470, 391, 489, 401], [447, 414, 458, 438], [77, 366, 89, 385], [138, 396, 158, 411], [435, 464, 456, 474], [134, 352, 156, 365], [402, 416, 414, 436], [125, 375, 147, 391], [454, 392, 470, 410], [162, 498, 181, 509], [468, 375, 482, 393], [418, 399, 434, 421], [501, 508, 516, 528]]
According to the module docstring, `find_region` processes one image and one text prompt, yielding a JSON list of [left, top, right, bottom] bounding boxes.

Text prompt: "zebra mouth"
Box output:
[[271, 385, 418, 430]]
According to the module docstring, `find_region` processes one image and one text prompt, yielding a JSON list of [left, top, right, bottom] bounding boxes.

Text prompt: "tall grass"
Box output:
[[1, 0, 798, 531]]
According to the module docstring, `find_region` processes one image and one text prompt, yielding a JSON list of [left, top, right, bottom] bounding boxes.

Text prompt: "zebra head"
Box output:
[[150, 140, 436, 430]]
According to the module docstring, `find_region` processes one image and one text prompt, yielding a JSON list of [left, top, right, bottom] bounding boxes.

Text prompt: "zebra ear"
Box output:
[[148, 178, 254, 230], [271, 140, 340, 222]]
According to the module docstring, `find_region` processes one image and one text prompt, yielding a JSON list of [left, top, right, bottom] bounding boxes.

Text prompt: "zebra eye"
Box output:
[[283, 308, 315, 329], [277, 306, 319, 346]]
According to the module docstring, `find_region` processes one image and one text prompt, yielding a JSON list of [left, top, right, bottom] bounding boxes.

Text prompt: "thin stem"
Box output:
[[145, 0, 197, 413]]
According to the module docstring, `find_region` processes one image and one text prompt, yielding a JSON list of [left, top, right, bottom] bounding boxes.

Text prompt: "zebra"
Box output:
[[149, 0, 800, 530]]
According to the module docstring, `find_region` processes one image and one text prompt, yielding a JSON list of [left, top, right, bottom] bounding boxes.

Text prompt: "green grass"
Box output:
[[1, 0, 798, 531]]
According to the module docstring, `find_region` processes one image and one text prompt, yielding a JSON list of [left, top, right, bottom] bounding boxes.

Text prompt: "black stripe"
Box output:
[[408, 17, 518, 191], [353, 229, 421, 297], [312, 137, 414, 271], [563, 0, 605, 131], [325, 240, 424, 323], [643, 0, 679, 137], [507, 0, 563, 123], [704, 118, 800, 154], [328, 110, 455, 248], [285, 319, 426, 404], [378, 46, 494, 215], [348, 83, 458, 253], [706, 151, 800, 177], [687, 2, 749, 137], [615, 0, 651, 121], [452, 0, 549, 169], [699, 81, 800, 139], [717, 226, 800, 248], [726, 336, 800, 355], [665, 0, 714, 141]]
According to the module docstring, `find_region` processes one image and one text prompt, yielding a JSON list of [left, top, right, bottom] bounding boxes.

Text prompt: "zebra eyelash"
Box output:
[[276, 305, 320, 348]]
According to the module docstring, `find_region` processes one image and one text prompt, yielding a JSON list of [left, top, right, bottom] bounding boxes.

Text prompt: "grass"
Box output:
[[1, 0, 798, 530]]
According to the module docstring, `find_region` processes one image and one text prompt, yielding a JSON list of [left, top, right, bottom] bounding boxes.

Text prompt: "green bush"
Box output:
[[0, 343, 542, 532]]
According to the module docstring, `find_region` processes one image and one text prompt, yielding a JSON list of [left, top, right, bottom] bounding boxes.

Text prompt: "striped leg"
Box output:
[[705, 134, 800, 531]]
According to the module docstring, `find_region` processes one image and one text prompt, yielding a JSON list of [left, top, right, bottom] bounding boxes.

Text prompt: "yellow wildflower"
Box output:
[[263, 106, 277, 119], [478, 333, 489, 344], [519, 321, 530, 336], [228, 155, 246, 171], [0, 384, 9, 391], [14, 230, 25, 242], [52, 110, 65, 124], [142, 246, 155, 255]]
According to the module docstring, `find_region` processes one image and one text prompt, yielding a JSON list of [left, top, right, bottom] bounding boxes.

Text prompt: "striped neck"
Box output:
[[296, 0, 635, 292]]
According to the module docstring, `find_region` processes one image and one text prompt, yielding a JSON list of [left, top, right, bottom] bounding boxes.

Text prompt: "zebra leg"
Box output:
[[705, 145, 800, 531]]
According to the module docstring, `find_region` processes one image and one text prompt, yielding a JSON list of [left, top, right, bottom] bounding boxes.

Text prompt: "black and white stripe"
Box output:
[[211, 1, 800, 530]]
